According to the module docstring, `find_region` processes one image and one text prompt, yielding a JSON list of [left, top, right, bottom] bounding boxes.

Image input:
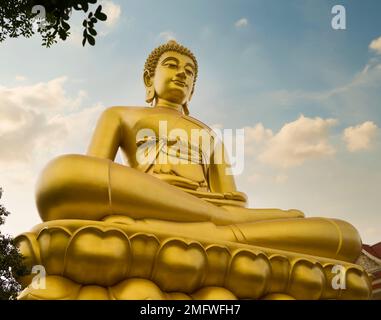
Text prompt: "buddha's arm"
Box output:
[[208, 143, 248, 206], [37, 107, 265, 224], [87, 107, 122, 160], [207, 146, 306, 217]]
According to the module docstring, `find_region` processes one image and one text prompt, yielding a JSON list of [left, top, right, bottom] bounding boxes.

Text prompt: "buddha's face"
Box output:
[[151, 51, 196, 105]]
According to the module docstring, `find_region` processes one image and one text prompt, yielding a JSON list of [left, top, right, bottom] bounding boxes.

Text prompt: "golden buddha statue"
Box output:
[[16, 40, 372, 300]]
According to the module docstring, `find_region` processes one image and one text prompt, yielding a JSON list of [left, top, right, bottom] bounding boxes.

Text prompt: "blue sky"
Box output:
[[0, 0, 380, 244]]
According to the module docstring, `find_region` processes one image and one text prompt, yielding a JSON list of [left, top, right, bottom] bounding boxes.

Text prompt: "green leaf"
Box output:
[[87, 34, 95, 46], [59, 29, 67, 40], [63, 8, 72, 20], [88, 28, 97, 36], [95, 5, 102, 15], [62, 21, 70, 31], [81, 2, 89, 12], [94, 11, 107, 21]]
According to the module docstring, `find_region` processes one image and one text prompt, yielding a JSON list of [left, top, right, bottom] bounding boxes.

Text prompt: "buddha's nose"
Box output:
[[176, 70, 186, 79]]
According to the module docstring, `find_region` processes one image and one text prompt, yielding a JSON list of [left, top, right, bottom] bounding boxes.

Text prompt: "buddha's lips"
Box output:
[[172, 80, 187, 87]]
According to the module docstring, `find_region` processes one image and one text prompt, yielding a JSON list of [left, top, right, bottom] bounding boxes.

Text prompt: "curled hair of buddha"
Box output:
[[144, 40, 198, 115]]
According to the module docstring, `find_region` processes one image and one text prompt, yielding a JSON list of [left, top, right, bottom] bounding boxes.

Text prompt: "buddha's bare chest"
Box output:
[[133, 114, 205, 136], [118, 111, 212, 187], [121, 112, 212, 152]]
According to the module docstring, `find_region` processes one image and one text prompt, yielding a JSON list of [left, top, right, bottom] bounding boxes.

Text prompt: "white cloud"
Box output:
[[101, 0, 122, 28], [235, 18, 248, 28], [0, 107, 67, 163], [244, 123, 273, 143], [244, 124, 273, 155], [15, 75, 26, 81], [247, 173, 262, 184], [157, 31, 177, 43], [343, 121, 378, 152], [274, 174, 288, 184], [0, 77, 95, 164], [0, 77, 86, 112], [0, 77, 105, 237], [258, 115, 337, 168], [253, 60, 381, 114], [50, 102, 105, 154], [369, 36, 381, 55], [0, 78, 70, 163]]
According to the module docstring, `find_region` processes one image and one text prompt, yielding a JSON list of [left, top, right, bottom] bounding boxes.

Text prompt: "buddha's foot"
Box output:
[[16, 220, 372, 300]]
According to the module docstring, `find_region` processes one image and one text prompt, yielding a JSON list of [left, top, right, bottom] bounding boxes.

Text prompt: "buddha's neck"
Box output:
[[154, 98, 183, 113]]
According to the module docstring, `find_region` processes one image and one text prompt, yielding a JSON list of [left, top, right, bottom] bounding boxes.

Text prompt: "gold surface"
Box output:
[[16, 40, 371, 299], [17, 220, 371, 300]]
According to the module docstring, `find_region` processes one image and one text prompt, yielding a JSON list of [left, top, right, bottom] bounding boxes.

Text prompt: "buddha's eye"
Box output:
[[185, 68, 194, 77], [165, 62, 178, 69]]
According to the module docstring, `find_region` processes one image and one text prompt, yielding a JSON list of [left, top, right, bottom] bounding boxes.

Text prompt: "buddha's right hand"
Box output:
[[211, 206, 305, 225], [209, 206, 259, 225]]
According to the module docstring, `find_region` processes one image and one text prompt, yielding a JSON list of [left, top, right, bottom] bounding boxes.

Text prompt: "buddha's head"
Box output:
[[144, 40, 198, 115]]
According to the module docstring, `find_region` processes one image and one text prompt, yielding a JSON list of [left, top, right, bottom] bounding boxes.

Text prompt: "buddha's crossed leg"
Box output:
[[36, 154, 302, 225], [36, 154, 361, 262]]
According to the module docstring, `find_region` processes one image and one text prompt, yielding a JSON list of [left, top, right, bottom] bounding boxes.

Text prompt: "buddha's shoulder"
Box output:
[[183, 114, 214, 132], [102, 106, 151, 117], [101, 106, 170, 128], [100, 106, 153, 123]]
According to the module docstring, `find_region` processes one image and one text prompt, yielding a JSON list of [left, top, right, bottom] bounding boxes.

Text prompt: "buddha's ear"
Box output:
[[188, 87, 194, 102], [144, 70, 155, 104], [182, 103, 190, 115], [143, 70, 153, 87], [182, 88, 194, 115]]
